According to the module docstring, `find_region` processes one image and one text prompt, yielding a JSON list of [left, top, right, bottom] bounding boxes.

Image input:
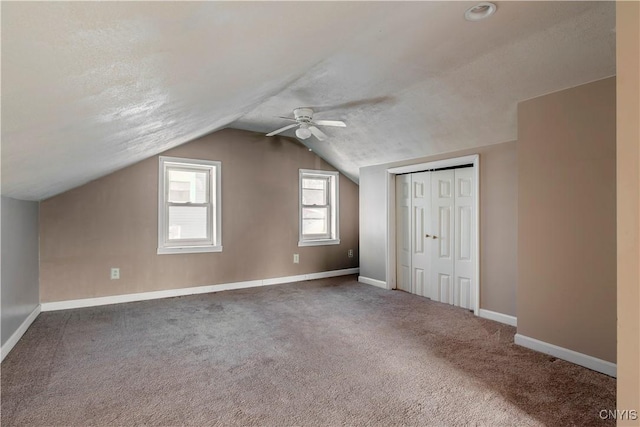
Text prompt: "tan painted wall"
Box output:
[[616, 0, 640, 421], [517, 77, 617, 363], [359, 140, 518, 317], [478, 142, 518, 316], [39, 129, 359, 302]]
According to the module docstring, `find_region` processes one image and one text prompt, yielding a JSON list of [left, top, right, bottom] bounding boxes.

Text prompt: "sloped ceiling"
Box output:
[[1, 2, 615, 201]]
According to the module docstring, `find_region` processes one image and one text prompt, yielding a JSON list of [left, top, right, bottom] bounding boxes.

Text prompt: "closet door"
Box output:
[[454, 168, 476, 310], [396, 174, 412, 293], [430, 170, 455, 303], [411, 172, 431, 298]]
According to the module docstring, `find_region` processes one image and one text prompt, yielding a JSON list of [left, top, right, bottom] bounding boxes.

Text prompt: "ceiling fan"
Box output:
[[266, 108, 346, 141]]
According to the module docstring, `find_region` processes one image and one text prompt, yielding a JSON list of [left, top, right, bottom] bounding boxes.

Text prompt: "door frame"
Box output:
[[385, 154, 480, 315]]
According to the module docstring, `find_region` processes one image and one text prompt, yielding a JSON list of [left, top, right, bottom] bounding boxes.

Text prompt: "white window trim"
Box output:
[[158, 156, 222, 255], [299, 169, 340, 247]]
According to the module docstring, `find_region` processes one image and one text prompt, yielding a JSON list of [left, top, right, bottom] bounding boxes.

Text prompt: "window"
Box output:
[[299, 169, 339, 246], [158, 156, 221, 254]]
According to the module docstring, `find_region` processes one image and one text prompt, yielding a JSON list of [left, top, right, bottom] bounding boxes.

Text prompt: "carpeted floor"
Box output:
[[1, 275, 615, 426]]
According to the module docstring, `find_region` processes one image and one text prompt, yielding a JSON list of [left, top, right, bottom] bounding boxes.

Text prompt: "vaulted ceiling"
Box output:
[[1, 2, 615, 201]]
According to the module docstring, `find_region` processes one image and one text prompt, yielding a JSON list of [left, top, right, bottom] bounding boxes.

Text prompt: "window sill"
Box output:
[[298, 239, 341, 247], [157, 245, 223, 255]]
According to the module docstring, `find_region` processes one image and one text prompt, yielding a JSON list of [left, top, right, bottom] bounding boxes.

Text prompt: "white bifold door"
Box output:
[[396, 174, 412, 293], [395, 167, 476, 310]]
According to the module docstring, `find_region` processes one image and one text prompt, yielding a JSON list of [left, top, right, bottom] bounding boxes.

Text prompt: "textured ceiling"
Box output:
[[1, 2, 615, 201]]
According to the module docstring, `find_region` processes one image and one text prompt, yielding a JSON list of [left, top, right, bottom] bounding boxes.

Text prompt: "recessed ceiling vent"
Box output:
[[464, 2, 497, 21]]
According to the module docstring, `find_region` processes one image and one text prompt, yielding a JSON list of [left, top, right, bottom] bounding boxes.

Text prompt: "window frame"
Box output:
[[158, 156, 222, 255], [299, 169, 340, 247]]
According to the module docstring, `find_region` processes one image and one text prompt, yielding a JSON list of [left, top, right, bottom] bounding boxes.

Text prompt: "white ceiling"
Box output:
[[1, 2, 615, 201]]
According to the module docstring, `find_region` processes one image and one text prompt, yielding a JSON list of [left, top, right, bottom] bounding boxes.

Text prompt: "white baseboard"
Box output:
[[41, 268, 360, 312], [358, 276, 388, 289], [1, 304, 41, 362], [514, 333, 616, 378], [478, 309, 517, 327]]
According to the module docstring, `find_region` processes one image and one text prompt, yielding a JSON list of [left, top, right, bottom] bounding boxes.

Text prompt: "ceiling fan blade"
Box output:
[[313, 120, 346, 127], [277, 116, 299, 122], [309, 126, 327, 141], [266, 123, 299, 137]]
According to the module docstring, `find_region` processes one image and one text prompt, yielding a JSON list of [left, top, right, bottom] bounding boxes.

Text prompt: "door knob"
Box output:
[[432, 235, 438, 239], [425, 234, 431, 238]]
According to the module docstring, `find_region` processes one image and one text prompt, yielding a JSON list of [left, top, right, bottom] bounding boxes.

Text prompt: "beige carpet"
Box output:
[[1, 276, 615, 426]]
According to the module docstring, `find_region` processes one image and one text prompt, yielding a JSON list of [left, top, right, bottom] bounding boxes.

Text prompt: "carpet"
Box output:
[[1, 276, 615, 426]]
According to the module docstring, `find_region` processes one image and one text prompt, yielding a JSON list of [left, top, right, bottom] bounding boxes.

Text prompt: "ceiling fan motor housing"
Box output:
[[294, 107, 314, 122]]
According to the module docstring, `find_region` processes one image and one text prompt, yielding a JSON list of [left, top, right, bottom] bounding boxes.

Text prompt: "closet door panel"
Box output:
[[431, 170, 455, 303], [411, 172, 431, 297], [396, 174, 412, 293], [454, 168, 476, 310]]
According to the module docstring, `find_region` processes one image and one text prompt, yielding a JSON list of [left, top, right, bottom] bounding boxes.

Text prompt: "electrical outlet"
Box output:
[[110, 268, 120, 280], [293, 254, 299, 264], [348, 249, 354, 258]]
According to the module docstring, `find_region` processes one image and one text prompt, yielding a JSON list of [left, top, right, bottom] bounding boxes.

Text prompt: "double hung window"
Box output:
[[299, 169, 339, 246], [158, 156, 221, 254]]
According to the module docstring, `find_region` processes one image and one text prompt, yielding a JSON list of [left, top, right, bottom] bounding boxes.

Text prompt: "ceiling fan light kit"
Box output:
[[295, 125, 312, 140], [266, 107, 346, 141]]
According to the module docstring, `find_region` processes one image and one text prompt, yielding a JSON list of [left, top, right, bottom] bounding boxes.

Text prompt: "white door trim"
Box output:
[[386, 154, 480, 315]]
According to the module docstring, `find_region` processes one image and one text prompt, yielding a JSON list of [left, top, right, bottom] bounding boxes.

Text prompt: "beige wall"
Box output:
[[478, 142, 518, 315], [517, 77, 616, 363], [616, 0, 640, 420], [359, 140, 518, 316], [39, 128, 359, 302]]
